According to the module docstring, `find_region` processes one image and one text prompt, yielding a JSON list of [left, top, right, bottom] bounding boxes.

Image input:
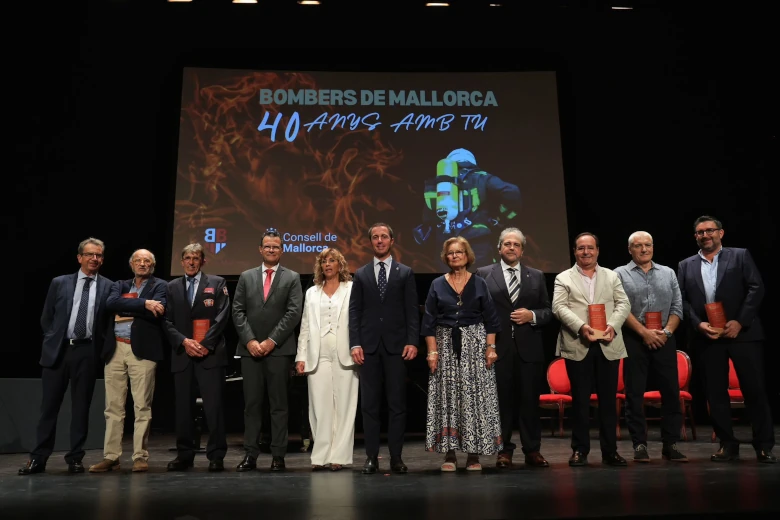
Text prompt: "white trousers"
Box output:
[[308, 333, 359, 466]]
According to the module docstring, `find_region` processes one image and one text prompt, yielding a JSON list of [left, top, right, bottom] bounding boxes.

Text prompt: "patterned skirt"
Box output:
[[425, 322, 503, 455]]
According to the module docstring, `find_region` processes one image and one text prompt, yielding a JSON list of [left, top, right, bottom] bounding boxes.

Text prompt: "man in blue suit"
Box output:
[[678, 215, 776, 463], [349, 222, 420, 474], [19, 238, 113, 475], [89, 248, 168, 473]]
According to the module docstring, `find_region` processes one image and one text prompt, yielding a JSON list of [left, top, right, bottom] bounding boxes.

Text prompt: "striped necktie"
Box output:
[[507, 267, 520, 304]]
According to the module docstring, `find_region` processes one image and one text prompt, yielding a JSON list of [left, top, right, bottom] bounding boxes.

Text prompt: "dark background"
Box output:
[[7, 0, 776, 437]]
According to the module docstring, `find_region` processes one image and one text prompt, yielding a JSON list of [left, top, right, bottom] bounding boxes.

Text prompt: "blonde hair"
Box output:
[[312, 248, 352, 285]]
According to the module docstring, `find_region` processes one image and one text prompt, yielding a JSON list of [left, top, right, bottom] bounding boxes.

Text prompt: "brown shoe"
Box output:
[[89, 458, 120, 473], [132, 459, 149, 472], [524, 451, 550, 467], [496, 450, 513, 468]]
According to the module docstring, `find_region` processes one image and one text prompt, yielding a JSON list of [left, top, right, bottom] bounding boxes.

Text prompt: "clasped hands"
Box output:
[[699, 320, 741, 340], [182, 338, 207, 358], [247, 339, 275, 357], [579, 324, 616, 343], [144, 299, 165, 317]]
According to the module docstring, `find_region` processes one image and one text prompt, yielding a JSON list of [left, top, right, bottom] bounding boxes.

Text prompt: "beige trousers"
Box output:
[[103, 340, 157, 462]]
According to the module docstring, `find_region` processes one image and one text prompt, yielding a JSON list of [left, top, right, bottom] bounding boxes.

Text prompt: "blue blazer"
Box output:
[[40, 272, 113, 368], [348, 259, 420, 354], [104, 276, 168, 362], [677, 247, 765, 343]]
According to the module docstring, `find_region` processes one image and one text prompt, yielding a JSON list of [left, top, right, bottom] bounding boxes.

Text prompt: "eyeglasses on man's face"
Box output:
[[262, 246, 281, 252], [694, 228, 720, 237], [80, 252, 104, 259]]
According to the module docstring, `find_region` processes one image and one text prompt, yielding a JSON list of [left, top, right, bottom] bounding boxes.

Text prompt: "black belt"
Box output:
[[65, 338, 92, 346]]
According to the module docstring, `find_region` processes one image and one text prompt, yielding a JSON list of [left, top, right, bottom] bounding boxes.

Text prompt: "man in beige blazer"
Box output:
[[552, 232, 631, 467]]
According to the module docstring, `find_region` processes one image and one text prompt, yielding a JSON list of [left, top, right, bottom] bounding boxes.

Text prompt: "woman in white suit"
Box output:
[[296, 248, 358, 471]]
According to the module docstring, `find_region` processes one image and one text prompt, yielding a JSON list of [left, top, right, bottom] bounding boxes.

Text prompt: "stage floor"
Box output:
[[1, 426, 778, 520]]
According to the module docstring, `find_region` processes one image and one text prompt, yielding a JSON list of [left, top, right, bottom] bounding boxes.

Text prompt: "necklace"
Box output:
[[449, 272, 469, 306]]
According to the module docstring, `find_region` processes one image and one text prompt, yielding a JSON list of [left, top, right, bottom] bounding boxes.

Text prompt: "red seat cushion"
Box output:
[[645, 390, 692, 401], [540, 394, 573, 403]]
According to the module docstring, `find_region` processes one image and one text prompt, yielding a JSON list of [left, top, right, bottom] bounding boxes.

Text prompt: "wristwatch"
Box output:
[[663, 329, 673, 338], [487, 344, 497, 349]]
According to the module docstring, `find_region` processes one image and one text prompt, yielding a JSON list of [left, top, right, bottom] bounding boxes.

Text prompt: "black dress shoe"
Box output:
[[208, 459, 225, 472], [270, 456, 285, 472], [390, 457, 408, 474], [68, 461, 85, 473], [711, 445, 739, 462], [236, 454, 257, 472], [362, 456, 379, 474], [496, 450, 513, 468], [18, 459, 46, 475], [757, 450, 778, 464], [568, 451, 588, 467], [602, 452, 628, 467], [167, 458, 194, 471]]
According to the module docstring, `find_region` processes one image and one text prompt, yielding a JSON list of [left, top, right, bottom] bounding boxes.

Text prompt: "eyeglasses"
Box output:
[[132, 258, 153, 265], [695, 228, 720, 237], [446, 250, 466, 257], [262, 246, 281, 251], [501, 242, 523, 249], [80, 253, 104, 259]]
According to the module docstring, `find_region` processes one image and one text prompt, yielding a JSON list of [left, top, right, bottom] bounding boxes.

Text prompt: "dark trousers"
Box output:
[[699, 340, 774, 452], [174, 362, 227, 462], [360, 341, 407, 458], [565, 345, 619, 456], [495, 348, 543, 454], [241, 355, 291, 458], [31, 341, 97, 464], [623, 330, 681, 447]]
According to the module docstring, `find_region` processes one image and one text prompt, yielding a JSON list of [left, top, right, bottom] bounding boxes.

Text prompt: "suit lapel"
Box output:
[[490, 264, 512, 305], [366, 261, 380, 299], [264, 266, 282, 304], [333, 282, 349, 322], [715, 248, 730, 291], [66, 273, 78, 319], [312, 285, 322, 328], [691, 256, 706, 296], [139, 277, 157, 298], [193, 274, 208, 309], [593, 266, 607, 304], [569, 266, 589, 302], [94, 275, 107, 315]]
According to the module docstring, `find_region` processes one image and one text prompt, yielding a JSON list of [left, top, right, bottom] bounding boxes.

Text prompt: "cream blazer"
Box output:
[[296, 281, 354, 372], [552, 265, 631, 362]]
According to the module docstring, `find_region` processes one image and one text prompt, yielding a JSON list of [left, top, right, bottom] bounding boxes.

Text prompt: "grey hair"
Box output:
[[628, 231, 653, 247], [497, 227, 526, 249], [78, 237, 105, 254], [181, 242, 205, 260]]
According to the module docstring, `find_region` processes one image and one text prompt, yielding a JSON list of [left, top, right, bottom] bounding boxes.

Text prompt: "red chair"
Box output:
[[643, 350, 697, 440], [589, 358, 626, 440], [710, 358, 744, 442], [539, 358, 573, 437]]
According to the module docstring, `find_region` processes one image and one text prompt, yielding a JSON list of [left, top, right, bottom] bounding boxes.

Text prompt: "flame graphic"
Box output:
[[175, 71, 440, 272]]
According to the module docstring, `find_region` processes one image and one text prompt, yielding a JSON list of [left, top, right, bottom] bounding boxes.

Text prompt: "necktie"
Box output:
[[508, 267, 519, 304], [73, 277, 92, 339], [264, 269, 274, 299], [378, 262, 387, 302], [186, 276, 196, 306]]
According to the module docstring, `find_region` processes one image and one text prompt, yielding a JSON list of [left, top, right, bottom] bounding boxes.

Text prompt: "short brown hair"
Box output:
[[440, 237, 476, 268]]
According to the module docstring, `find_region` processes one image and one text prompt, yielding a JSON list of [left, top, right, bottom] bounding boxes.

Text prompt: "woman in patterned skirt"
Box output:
[[423, 236, 503, 471]]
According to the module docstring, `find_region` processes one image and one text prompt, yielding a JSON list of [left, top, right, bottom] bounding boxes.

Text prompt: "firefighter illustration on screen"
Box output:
[[413, 148, 521, 266]]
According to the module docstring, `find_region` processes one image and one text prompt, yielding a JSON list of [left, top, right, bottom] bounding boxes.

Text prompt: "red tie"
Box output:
[[264, 269, 273, 299]]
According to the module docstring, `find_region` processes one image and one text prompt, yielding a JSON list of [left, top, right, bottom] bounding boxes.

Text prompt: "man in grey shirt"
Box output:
[[615, 231, 687, 463]]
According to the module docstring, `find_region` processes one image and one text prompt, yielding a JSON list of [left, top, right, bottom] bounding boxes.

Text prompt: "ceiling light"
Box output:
[[298, 1, 321, 5], [611, 6, 633, 9], [426, 3, 450, 6], [232, 0, 258, 3]]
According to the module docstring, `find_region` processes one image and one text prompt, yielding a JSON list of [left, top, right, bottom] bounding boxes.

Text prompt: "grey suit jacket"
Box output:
[[552, 264, 631, 362], [232, 264, 303, 357]]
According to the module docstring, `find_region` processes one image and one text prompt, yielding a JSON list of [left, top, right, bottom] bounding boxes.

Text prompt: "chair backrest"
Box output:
[[728, 358, 740, 389], [676, 350, 692, 390], [547, 358, 571, 394]]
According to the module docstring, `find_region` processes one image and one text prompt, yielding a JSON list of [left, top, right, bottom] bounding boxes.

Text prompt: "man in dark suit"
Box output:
[[678, 215, 776, 463], [349, 222, 420, 474], [233, 229, 303, 472], [476, 227, 552, 468], [89, 248, 168, 473], [19, 238, 113, 475], [164, 243, 230, 472]]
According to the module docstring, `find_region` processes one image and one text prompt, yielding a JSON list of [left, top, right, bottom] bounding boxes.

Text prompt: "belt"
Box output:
[[115, 336, 131, 344], [65, 338, 92, 346]]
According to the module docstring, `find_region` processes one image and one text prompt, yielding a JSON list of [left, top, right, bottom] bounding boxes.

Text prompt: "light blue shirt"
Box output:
[[67, 271, 97, 340], [698, 248, 722, 304], [114, 278, 150, 340], [373, 255, 392, 284]]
